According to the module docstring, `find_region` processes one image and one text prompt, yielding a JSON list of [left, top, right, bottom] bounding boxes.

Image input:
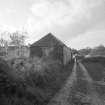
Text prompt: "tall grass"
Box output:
[[0, 57, 74, 105]]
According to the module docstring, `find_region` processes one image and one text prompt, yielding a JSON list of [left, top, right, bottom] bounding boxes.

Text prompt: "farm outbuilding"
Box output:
[[30, 33, 72, 65], [7, 46, 30, 59], [0, 46, 30, 60]]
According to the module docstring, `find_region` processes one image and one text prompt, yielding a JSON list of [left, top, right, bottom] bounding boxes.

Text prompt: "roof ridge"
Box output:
[[31, 33, 65, 47]]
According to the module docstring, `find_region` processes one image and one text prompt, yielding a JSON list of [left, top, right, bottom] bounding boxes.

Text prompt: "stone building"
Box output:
[[30, 33, 72, 65]]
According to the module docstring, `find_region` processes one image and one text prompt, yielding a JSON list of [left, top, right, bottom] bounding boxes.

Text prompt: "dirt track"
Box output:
[[48, 61, 105, 105]]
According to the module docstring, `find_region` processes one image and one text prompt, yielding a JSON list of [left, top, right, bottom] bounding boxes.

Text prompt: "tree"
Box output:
[[9, 30, 28, 57], [78, 47, 91, 56], [89, 45, 105, 57], [9, 31, 27, 46], [0, 31, 9, 55], [71, 48, 78, 55]]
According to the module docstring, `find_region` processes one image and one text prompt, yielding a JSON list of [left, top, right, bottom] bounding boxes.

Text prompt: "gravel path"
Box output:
[[48, 62, 77, 105]]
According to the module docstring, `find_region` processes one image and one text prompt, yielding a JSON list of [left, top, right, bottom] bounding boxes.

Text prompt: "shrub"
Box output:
[[0, 57, 74, 105]]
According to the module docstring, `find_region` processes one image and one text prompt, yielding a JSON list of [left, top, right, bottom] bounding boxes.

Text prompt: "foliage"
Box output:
[[0, 57, 74, 105], [89, 45, 105, 57], [71, 48, 78, 55], [78, 47, 91, 56], [82, 57, 105, 81], [0, 38, 8, 47]]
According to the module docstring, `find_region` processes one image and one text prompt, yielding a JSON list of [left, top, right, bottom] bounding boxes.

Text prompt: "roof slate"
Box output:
[[31, 33, 65, 47]]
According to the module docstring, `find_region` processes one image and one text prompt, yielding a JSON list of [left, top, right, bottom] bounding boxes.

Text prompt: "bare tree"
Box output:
[[10, 31, 26, 46], [9, 30, 28, 57], [0, 31, 9, 56]]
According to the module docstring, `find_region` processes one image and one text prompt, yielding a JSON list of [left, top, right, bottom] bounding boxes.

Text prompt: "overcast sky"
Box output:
[[0, 0, 105, 49]]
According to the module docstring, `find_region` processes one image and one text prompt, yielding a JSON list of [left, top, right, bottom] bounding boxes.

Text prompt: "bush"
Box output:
[[81, 57, 105, 81], [0, 57, 74, 105]]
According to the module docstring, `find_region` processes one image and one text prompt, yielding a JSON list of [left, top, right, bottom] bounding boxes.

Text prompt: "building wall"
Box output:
[[50, 46, 63, 63], [19, 47, 30, 58], [0, 46, 30, 60], [6, 47, 30, 59], [42, 47, 54, 56], [30, 46, 64, 63], [7, 49, 19, 59], [63, 46, 72, 65], [30, 45, 72, 65], [30, 46, 43, 57]]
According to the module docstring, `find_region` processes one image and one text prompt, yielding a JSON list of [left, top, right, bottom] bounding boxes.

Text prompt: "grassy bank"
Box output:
[[0, 57, 74, 105]]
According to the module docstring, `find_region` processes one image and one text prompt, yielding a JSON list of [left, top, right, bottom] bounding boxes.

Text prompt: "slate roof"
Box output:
[[31, 33, 65, 47]]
